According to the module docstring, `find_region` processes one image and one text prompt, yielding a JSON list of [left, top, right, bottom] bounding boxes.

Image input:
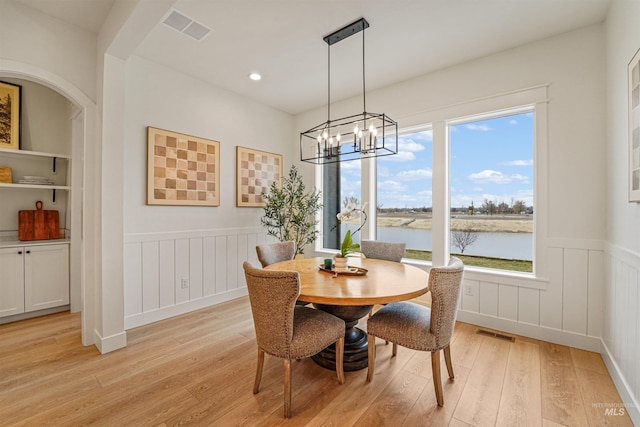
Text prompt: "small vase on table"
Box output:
[[333, 255, 348, 271]]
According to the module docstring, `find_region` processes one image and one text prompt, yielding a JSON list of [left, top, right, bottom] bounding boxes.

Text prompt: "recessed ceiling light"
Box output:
[[248, 72, 262, 81]]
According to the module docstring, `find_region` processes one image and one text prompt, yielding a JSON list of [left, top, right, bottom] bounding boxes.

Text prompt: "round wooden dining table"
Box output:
[[265, 256, 430, 371]]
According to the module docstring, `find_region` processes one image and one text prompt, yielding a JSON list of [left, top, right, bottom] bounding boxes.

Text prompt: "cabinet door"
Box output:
[[24, 244, 69, 312], [0, 247, 25, 317]]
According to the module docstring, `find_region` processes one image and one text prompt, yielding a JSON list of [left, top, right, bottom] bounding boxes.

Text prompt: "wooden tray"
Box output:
[[318, 265, 368, 276]]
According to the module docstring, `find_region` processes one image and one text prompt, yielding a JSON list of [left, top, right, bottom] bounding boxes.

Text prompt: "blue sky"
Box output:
[[340, 111, 534, 210]]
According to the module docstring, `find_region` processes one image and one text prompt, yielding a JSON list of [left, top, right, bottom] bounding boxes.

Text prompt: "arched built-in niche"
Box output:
[[0, 59, 96, 346]]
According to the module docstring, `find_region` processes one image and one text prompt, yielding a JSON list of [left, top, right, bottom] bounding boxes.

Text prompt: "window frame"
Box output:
[[316, 85, 550, 289]]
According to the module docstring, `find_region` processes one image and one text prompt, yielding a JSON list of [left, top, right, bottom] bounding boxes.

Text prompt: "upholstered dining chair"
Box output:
[[256, 241, 308, 306], [361, 240, 406, 262], [255, 241, 296, 268], [366, 257, 464, 406], [362, 240, 407, 321], [242, 262, 346, 418]]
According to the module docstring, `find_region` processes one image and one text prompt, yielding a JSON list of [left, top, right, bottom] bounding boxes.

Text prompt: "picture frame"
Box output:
[[147, 127, 220, 206], [236, 146, 282, 207], [0, 81, 22, 150], [629, 48, 640, 202]]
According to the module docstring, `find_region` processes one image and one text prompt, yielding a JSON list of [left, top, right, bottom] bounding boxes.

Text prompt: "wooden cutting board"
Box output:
[[18, 201, 60, 241]]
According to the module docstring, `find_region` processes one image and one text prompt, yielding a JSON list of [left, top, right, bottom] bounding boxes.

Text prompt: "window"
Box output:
[[322, 161, 362, 250], [319, 86, 547, 277], [376, 127, 433, 261], [449, 110, 534, 272]]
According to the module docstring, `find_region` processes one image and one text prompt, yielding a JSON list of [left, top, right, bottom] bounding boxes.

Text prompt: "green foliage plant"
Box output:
[[339, 230, 360, 258], [261, 165, 322, 255]]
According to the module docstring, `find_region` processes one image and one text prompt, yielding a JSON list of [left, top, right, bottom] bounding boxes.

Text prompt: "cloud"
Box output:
[[378, 151, 416, 162], [468, 169, 529, 184], [398, 139, 426, 152], [396, 168, 432, 180], [465, 124, 491, 131], [377, 180, 408, 192], [509, 119, 518, 125], [500, 159, 533, 166]]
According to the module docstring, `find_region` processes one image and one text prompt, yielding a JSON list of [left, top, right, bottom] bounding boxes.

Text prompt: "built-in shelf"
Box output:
[[0, 147, 71, 159], [0, 183, 71, 191], [0, 148, 71, 202]]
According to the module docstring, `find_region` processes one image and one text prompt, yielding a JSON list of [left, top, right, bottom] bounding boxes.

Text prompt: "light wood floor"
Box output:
[[0, 297, 634, 426]]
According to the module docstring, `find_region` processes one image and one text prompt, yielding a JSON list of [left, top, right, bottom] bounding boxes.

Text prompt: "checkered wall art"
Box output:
[[236, 146, 282, 207], [147, 127, 220, 206]]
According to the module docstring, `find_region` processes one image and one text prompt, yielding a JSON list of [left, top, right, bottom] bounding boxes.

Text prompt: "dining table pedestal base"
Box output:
[[311, 303, 373, 372]]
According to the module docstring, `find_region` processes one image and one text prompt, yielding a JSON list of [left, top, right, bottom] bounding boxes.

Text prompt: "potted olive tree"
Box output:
[[261, 165, 322, 255]]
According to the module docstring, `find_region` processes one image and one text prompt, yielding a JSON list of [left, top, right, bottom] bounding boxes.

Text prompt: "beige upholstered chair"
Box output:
[[255, 241, 296, 268], [361, 240, 406, 262], [366, 257, 464, 406], [243, 262, 346, 418], [363, 240, 406, 320], [256, 241, 308, 306]]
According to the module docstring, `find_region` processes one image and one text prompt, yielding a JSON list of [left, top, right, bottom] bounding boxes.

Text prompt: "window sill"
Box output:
[[398, 258, 548, 290]]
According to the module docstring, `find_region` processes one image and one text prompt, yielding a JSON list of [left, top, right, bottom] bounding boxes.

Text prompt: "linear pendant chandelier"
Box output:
[[300, 18, 398, 164]]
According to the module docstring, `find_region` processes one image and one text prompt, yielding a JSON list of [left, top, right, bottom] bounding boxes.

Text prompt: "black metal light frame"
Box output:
[[300, 18, 398, 165]]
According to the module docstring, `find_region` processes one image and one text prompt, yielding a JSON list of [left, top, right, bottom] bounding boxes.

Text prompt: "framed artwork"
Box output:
[[236, 146, 282, 207], [147, 127, 220, 206], [0, 81, 22, 150], [630, 49, 640, 202]]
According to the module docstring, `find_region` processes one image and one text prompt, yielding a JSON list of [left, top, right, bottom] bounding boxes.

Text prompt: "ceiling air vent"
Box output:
[[163, 10, 211, 41]]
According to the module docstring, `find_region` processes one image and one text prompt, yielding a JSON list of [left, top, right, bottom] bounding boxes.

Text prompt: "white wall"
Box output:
[[604, 0, 640, 423], [297, 25, 607, 347], [122, 55, 294, 327], [0, 1, 97, 101]]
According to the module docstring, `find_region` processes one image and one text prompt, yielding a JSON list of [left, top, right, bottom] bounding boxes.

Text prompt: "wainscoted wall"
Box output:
[[602, 243, 640, 419], [123, 227, 271, 329], [455, 238, 604, 352]]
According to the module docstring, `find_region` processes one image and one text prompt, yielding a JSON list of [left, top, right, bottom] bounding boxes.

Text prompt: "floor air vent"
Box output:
[[476, 329, 515, 342]]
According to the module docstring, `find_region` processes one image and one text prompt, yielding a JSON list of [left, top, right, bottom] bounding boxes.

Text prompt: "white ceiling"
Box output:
[[18, 0, 611, 115]]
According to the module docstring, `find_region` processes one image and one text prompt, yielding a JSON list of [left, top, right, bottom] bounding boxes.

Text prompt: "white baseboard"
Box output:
[[456, 310, 601, 352], [123, 288, 248, 330], [94, 329, 127, 354], [600, 339, 640, 426]]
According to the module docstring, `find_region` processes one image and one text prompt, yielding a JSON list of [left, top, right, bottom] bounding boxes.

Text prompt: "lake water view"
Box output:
[[343, 225, 532, 260]]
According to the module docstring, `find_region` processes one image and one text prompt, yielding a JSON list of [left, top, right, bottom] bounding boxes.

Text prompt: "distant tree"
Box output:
[[482, 199, 497, 216], [512, 200, 527, 214], [497, 201, 510, 214], [468, 201, 475, 216], [451, 229, 479, 254], [342, 195, 360, 209]]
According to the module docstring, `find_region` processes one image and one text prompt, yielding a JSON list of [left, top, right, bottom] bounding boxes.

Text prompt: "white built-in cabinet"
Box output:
[[0, 243, 69, 318], [0, 147, 71, 321]]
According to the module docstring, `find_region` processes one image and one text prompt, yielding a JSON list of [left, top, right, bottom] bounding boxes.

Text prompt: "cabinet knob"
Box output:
[[18, 251, 22, 254], [26, 250, 31, 254]]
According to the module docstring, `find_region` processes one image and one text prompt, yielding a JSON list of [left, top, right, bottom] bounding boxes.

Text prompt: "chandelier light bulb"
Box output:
[[322, 130, 328, 140], [336, 133, 341, 142], [353, 125, 359, 134], [317, 135, 322, 143]]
